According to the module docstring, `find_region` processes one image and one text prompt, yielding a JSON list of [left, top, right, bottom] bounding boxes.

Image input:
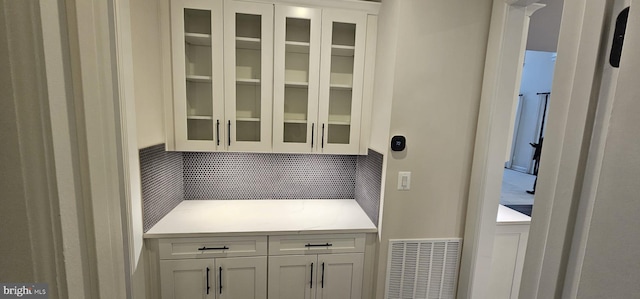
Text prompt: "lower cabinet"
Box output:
[[268, 253, 364, 299], [160, 256, 267, 299], [154, 234, 366, 299]]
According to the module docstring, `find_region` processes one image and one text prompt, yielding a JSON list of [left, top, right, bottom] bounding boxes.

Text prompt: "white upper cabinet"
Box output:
[[171, 0, 225, 151], [273, 6, 369, 154], [272, 5, 322, 153], [318, 9, 367, 154], [224, 0, 274, 152], [166, 0, 377, 154]]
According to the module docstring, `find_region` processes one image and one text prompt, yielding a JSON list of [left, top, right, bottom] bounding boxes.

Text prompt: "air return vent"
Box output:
[[385, 238, 462, 299]]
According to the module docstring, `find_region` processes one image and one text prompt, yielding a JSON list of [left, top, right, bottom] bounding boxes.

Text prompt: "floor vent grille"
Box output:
[[385, 238, 462, 299]]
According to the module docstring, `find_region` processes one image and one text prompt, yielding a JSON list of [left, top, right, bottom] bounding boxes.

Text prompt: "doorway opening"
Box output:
[[501, 50, 557, 215]]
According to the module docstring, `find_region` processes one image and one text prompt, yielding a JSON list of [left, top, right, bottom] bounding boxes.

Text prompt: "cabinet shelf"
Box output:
[[187, 115, 214, 120], [186, 75, 212, 83], [236, 78, 261, 85], [328, 115, 351, 125], [331, 45, 355, 57], [237, 117, 261, 122], [329, 84, 352, 90], [285, 41, 310, 54], [185, 33, 212, 46], [284, 81, 309, 88], [236, 37, 261, 49], [284, 119, 307, 124]]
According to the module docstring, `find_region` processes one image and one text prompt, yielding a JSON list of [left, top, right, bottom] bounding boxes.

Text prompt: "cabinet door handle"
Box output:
[[219, 266, 223, 294], [311, 123, 315, 148], [206, 267, 210, 294], [321, 262, 325, 288], [321, 123, 325, 149], [227, 120, 231, 146], [310, 262, 314, 289], [198, 246, 229, 251], [216, 120, 220, 146], [305, 243, 333, 247]]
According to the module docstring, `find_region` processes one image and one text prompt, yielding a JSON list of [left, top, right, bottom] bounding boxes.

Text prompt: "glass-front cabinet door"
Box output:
[[272, 5, 321, 153], [224, 0, 273, 152], [318, 10, 367, 154], [171, 0, 224, 151]]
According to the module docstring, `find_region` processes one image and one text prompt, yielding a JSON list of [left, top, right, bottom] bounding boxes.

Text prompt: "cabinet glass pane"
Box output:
[[184, 9, 213, 141], [187, 119, 213, 140], [284, 18, 311, 143], [328, 22, 356, 145], [236, 13, 261, 142]]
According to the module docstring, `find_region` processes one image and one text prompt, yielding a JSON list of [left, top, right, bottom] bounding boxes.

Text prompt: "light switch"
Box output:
[[397, 171, 411, 190]]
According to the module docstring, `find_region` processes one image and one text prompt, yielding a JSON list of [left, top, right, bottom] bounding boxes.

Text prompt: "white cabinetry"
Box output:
[[170, 0, 225, 151], [158, 236, 268, 299], [272, 6, 369, 154], [153, 234, 366, 299], [268, 234, 365, 299], [488, 213, 530, 299], [216, 257, 267, 299], [268, 254, 364, 299], [166, 0, 378, 154], [317, 9, 367, 154], [224, 0, 274, 151], [161, 259, 215, 299]]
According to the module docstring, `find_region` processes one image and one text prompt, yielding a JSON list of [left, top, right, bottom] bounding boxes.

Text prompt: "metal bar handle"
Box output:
[[310, 262, 314, 289], [227, 120, 231, 146], [216, 120, 220, 146], [305, 243, 333, 247], [219, 267, 223, 294], [311, 123, 315, 148], [321, 262, 325, 288], [206, 267, 210, 294], [198, 246, 229, 251], [321, 124, 325, 149]]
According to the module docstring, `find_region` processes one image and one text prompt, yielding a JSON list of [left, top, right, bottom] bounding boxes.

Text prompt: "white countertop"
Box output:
[[144, 199, 377, 238], [497, 204, 531, 224]]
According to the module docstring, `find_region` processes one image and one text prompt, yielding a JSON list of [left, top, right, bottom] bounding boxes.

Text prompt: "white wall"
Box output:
[[0, 1, 38, 283], [526, 0, 563, 52], [573, 6, 640, 298], [509, 50, 556, 172], [372, 0, 493, 297], [131, 0, 165, 149]]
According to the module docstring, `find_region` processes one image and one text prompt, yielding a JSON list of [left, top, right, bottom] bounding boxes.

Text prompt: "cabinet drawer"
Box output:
[[159, 236, 267, 260], [269, 234, 365, 255]]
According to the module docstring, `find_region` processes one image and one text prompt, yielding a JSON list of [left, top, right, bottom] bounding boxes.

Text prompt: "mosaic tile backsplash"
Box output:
[[355, 149, 383, 225], [140, 144, 184, 232], [140, 145, 383, 231], [183, 152, 356, 199]]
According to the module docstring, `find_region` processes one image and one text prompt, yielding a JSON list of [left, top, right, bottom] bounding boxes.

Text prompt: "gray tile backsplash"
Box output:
[[140, 145, 383, 231], [183, 152, 356, 199], [140, 144, 184, 232], [355, 149, 383, 225]]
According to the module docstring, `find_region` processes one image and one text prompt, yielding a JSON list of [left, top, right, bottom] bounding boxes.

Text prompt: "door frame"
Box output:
[[457, 1, 544, 297], [458, 0, 614, 298]]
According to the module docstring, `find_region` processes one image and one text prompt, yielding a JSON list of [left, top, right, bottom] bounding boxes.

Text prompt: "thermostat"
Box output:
[[391, 135, 406, 151]]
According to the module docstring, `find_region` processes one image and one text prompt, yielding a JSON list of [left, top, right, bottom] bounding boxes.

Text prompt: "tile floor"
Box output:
[[500, 168, 536, 205]]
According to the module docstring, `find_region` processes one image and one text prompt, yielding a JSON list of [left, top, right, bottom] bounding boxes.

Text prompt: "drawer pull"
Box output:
[[198, 246, 229, 251], [305, 243, 333, 248]]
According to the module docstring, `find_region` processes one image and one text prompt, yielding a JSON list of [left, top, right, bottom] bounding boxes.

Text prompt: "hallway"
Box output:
[[500, 168, 535, 205]]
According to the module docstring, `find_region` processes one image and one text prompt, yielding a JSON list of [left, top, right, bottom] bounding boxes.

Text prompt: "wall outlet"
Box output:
[[398, 171, 411, 190]]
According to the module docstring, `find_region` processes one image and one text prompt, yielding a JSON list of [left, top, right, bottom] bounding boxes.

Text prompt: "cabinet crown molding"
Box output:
[[247, 0, 380, 14]]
